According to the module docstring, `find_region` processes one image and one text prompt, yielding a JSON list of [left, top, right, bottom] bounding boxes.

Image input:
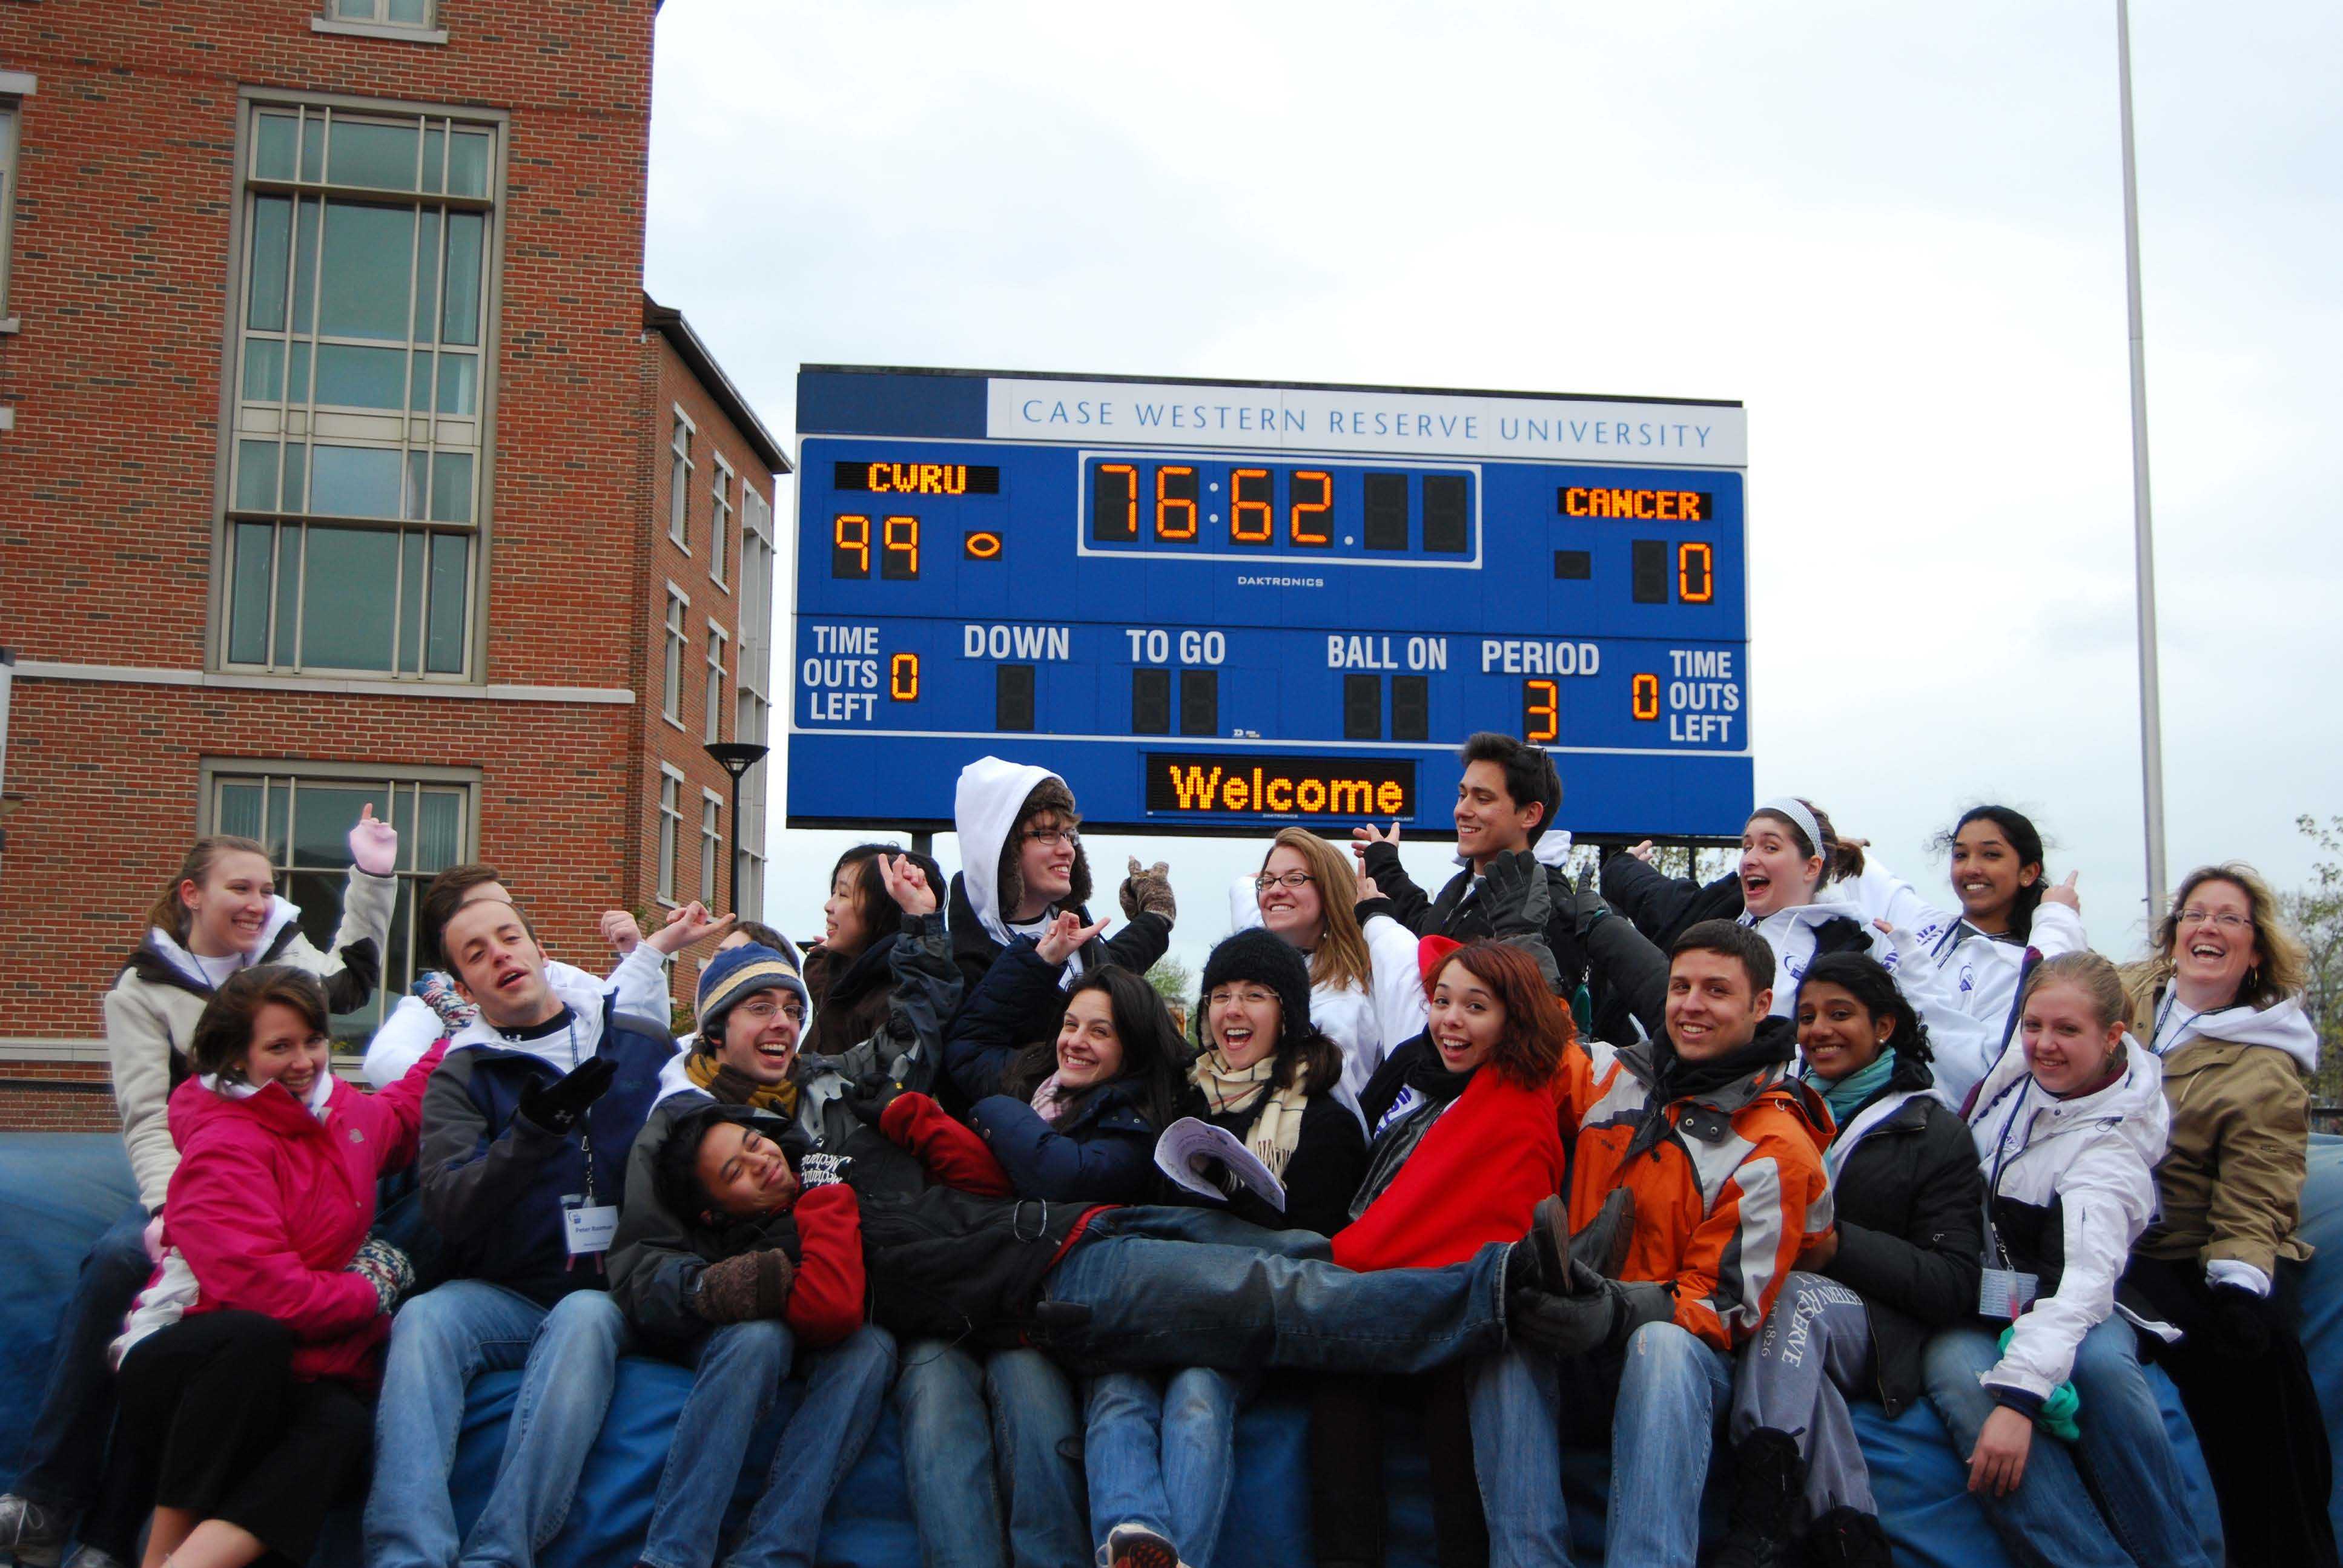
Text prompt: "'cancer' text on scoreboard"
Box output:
[[787, 367, 1751, 839]]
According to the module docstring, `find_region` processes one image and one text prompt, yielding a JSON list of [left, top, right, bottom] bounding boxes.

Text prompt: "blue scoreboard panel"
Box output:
[[788, 367, 1750, 839]]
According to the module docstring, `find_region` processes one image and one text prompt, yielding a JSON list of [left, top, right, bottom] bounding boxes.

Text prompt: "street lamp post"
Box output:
[[2116, 0, 2169, 920], [703, 742, 770, 918]]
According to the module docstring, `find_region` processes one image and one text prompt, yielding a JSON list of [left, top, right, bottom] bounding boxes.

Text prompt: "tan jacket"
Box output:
[[2134, 993, 2316, 1277]]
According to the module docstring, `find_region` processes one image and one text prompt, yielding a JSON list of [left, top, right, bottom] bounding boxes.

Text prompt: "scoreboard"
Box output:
[[787, 367, 1750, 839]]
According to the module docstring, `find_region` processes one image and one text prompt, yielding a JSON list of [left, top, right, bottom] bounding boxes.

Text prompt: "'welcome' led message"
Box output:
[[1145, 753, 1415, 819]]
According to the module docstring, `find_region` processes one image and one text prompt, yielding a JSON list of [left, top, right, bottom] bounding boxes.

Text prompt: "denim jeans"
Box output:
[[365, 1282, 634, 1568], [639, 1321, 897, 1568], [1037, 1206, 1508, 1375], [10, 1203, 151, 1555], [891, 1339, 1086, 1568], [1922, 1319, 2219, 1568], [1470, 1321, 1733, 1568], [1082, 1368, 1246, 1567]]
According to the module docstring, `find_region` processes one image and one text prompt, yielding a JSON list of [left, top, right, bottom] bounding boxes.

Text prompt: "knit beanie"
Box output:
[[695, 943, 811, 1052], [1199, 928, 1314, 1052], [995, 777, 1092, 919]]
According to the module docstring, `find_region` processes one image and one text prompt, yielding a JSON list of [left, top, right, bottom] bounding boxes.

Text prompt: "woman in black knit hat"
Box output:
[[1084, 928, 1369, 1568]]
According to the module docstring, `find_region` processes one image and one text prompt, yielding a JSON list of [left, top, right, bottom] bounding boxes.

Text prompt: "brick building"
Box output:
[[0, 2, 785, 1130]]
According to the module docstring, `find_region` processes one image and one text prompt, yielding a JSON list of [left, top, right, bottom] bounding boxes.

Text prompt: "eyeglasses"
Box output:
[[1206, 987, 1279, 1010], [1022, 827, 1080, 849], [735, 996, 806, 1024], [2176, 909, 2252, 932], [1254, 871, 1315, 891]]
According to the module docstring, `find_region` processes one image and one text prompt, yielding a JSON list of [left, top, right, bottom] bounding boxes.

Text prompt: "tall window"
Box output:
[[709, 456, 733, 586], [662, 587, 687, 725], [657, 769, 683, 903], [223, 101, 498, 677], [700, 793, 722, 904], [668, 411, 693, 549], [205, 765, 474, 1041], [734, 486, 775, 915], [0, 101, 18, 315], [704, 624, 727, 744]]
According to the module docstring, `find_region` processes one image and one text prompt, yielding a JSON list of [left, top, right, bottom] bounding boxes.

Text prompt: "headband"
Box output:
[[1754, 796, 1827, 863]]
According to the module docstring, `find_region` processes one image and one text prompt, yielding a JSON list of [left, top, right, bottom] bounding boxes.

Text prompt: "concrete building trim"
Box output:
[[15, 662, 634, 705]]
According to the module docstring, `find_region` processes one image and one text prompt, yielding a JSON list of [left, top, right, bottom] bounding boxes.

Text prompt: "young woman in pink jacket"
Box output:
[[111, 966, 442, 1568]]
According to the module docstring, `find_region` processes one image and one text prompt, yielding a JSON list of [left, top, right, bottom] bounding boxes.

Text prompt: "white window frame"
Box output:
[[709, 454, 732, 589], [668, 407, 694, 552], [196, 757, 480, 1044], [319, 0, 440, 28], [733, 484, 775, 916], [662, 583, 689, 730], [699, 789, 724, 906], [657, 765, 685, 906], [703, 622, 727, 744], [0, 96, 20, 322]]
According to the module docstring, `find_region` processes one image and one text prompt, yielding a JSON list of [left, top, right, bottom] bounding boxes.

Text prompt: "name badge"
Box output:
[[1978, 1267, 2039, 1321], [563, 1204, 619, 1257]]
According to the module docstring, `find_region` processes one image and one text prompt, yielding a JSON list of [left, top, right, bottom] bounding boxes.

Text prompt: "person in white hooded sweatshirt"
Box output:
[[1919, 952, 2219, 1568], [0, 815, 397, 1568], [1723, 797, 2003, 1108], [2120, 864, 2336, 1568], [945, 757, 1175, 1028]]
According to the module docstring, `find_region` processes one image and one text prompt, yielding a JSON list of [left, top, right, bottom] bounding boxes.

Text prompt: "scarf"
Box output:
[[1192, 1051, 1312, 1178], [1627, 1016, 1798, 1160], [1029, 1070, 1077, 1124], [1805, 1049, 1897, 1127], [686, 1051, 800, 1116]]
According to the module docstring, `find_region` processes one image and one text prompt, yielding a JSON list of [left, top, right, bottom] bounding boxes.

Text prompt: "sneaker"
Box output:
[[0, 1496, 66, 1568], [1100, 1523, 1182, 1568], [62, 1545, 128, 1568]]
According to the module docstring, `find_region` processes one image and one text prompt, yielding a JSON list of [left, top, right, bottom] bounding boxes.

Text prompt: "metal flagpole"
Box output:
[[2117, 0, 2169, 921]]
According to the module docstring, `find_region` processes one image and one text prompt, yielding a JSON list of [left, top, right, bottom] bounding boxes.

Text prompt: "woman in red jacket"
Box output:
[[110, 966, 441, 1568], [1314, 938, 1570, 1568]]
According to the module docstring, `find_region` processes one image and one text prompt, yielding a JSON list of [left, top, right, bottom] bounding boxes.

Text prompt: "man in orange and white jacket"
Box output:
[[1471, 918, 1835, 1568]]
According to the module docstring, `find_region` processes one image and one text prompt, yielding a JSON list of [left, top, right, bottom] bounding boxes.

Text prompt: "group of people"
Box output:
[[0, 733, 2331, 1568]]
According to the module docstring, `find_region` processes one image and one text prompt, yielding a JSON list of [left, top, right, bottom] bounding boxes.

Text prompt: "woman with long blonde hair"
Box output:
[[1233, 827, 1424, 1104]]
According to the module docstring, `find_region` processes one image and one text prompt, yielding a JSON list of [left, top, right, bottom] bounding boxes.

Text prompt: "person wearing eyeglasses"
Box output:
[[1083, 929, 1369, 1568], [945, 759, 1177, 1046], [1231, 828, 1427, 1108], [2120, 865, 2336, 1567]]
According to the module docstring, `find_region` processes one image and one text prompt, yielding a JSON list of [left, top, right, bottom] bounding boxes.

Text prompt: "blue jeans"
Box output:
[[639, 1322, 897, 1568], [892, 1340, 1085, 1568], [1923, 1319, 2219, 1568], [1470, 1321, 1733, 1568], [1082, 1368, 1246, 1567], [1037, 1206, 1509, 1375], [365, 1282, 634, 1568], [11, 1205, 153, 1556]]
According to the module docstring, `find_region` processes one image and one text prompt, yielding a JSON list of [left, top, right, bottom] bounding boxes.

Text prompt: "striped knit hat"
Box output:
[[694, 942, 811, 1049]]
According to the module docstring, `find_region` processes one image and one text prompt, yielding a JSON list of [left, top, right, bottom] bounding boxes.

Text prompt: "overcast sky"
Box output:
[[644, 1, 2342, 986]]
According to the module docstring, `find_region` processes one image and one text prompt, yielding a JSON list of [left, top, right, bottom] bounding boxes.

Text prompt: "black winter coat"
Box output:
[[1355, 844, 1588, 993], [1168, 1084, 1367, 1239], [1601, 854, 1743, 948], [945, 874, 1172, 1029], [1818, 1055, 1986, 1414]]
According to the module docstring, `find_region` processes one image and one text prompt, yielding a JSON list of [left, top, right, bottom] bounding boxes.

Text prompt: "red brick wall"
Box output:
[[0, 3, 775, 1128], [0, 1062, 118, 1134]]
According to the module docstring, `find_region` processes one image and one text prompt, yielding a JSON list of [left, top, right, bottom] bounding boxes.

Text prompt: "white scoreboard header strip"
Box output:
[[985, 378, 1746, 469]]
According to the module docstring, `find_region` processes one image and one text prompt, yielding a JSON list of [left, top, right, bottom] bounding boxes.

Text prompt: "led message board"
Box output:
[[788, 367, 1750, 838]]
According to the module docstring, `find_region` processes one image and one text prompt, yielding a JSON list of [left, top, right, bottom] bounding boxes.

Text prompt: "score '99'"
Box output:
[[833, 514, 921, 579]]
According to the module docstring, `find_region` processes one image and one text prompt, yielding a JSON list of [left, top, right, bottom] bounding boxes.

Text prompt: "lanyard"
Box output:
[[2149, 989, 2195, 1056], [1981, 1078, 2034, 1270]]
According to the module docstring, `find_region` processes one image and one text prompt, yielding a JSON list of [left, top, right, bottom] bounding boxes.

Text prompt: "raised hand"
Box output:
[[1354, 865, 1384, 907], [348, 802, 400, 877], [1350, 821, 1403, 862], [1036, 909, 1109, 966], [599, 909, 645, 955], [649, 900, 738, 957], [1626, 839, 1656, 863], [2040, 871, 2081, 914], [880, 854, 938, 918], [1119, 857, 1176, 923]]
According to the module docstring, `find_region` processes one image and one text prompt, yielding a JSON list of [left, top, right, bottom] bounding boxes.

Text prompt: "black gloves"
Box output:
[[517, 1056, 616, 1136], [2209, 1280, 2275, 1360], [1808, 915, 1873, 959], [841, 1075, 907, 1127], [1570, 865, 1610, 929], [1482, 849, 1551, 941], [1508, 1270, 1674, 1360]]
